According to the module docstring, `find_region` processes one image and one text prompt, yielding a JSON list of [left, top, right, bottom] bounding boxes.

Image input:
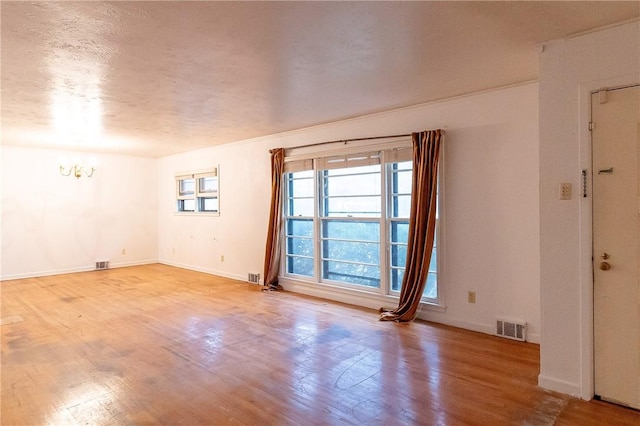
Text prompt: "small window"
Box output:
[[176, 168, 219, 214]]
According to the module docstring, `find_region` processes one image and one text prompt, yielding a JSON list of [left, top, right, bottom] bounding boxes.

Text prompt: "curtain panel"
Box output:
[[263, 148, 285, 289], [380, 129, 443, 321]]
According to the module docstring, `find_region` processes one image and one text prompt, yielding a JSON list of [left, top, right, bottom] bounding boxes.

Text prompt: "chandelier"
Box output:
[[59, 163, 95, 178]]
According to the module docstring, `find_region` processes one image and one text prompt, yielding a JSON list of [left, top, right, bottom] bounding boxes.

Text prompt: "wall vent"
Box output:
[[95, 260, 110, 270], [248, 273, 260, 284], [496, 318, 526, 341]]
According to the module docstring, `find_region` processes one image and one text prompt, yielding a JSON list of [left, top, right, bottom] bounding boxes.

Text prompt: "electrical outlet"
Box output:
[[468, 291, 476, 304], [121, 248, 126, 255], [559, 183, 572, 200], [221, 255, 224, 262]]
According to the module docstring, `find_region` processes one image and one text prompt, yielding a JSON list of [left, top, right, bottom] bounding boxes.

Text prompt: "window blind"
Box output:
[[316, 151, 382, 171], [284, 158, 314, 173]]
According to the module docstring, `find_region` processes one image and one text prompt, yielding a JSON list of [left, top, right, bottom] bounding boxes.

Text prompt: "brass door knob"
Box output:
[[599, 261, 611, 271]]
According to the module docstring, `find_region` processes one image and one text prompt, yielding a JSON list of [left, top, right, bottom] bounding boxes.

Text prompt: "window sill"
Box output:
[[279, 275, 446, 314], [173, 212, 220, 217]]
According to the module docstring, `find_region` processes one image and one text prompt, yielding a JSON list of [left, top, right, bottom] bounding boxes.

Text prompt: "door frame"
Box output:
[[578, 77, 640, 401]]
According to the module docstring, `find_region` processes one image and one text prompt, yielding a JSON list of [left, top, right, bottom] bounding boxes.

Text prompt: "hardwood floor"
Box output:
[[1, 264, 639, 425]]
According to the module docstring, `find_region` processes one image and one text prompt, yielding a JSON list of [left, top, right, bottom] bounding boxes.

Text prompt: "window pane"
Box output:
[[292, 170, 313, 179], [390, 221, 409, 244], [392, 195, 411, 218], [286, 171, 315, 217], [198, 177, 218, 193], [289, 198, 314, 216], [287, 237, 314, 256], [395, 170, 412, 194], [324, 196, 381, 217], [424, 272, 437, 298], [323, 240, 379, 264], [178, 199, 195, 212], [393, 161, 412, 171], [321, 219, 381, 288], [322, 165, 381, 218], [286, 219, 313, 237], [290, 177, 314, 198], [199, 197, 219, 212], [323, 220, 379, 242], [326, 164, 380, 176], [390, 244, 407, 268], [287, 256, 314, 277], [326, 173, 380, 197], [179, 179, 195, 196], [323, 260, 380, 288], [429, 250, 437, 273], [390, 268, 404, 292]]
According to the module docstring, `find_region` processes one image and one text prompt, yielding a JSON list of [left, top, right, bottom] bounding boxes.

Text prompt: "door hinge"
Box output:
[[589, 121, 595, 131]]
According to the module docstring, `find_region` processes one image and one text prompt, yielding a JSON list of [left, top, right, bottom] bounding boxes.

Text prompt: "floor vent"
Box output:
[[95, 260, 110, 271], [496, 318, 526, 341], [248, 273, 260, 284]]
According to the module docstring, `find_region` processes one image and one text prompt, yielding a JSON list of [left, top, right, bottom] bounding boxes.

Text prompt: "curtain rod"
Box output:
[[269, 129, 446, 154], [269, 133, 412, 154]]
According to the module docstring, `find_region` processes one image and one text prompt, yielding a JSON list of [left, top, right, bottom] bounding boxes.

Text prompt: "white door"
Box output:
[[593, 85, 640, 409]]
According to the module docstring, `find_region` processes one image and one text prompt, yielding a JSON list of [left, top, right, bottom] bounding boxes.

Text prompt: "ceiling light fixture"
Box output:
[[59, 163, 95, 179]]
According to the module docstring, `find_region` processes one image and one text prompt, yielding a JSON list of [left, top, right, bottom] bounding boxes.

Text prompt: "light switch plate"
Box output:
[[559, 183, 572, 200]]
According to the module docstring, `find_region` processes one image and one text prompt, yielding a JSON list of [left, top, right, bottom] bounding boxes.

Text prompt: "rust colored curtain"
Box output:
[[263, 148, 285, 289], [380, 130, 443, 321]]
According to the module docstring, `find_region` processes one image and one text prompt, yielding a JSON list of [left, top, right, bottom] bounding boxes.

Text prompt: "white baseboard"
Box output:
[[416, 313, 539, 343], [538, 374, 582, 398], [526, 333, 541, 344], [281, 277, 541, 343], [0, 259, 158, 281], [418, 311, 493, 334], [1, 265, 95, 281], [158, 260, 247, 283]]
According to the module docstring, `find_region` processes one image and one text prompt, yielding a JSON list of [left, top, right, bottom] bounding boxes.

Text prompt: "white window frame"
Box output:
[[385, 150, 440, 303], [283, 166, 316, 279], [387, 156, 413, 295], [175, 167, 220, 215], [279, 141, 444, 309]]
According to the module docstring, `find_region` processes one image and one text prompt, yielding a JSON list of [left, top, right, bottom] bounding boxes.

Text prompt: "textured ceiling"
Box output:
[[2, 1, 639, 157]]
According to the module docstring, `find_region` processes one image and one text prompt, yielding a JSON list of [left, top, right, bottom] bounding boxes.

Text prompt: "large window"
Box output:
[[282, 147, 441, 304], [176, 168, 219, 214]]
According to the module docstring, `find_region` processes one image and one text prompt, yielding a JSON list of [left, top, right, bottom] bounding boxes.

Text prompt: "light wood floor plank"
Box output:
[[1, 264, 639, 425]]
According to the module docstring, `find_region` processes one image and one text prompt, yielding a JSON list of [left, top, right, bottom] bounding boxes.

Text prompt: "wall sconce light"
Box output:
[[60, 164, 95, 178]]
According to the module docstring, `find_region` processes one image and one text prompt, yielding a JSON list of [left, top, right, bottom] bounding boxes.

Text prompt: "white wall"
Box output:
[[1, 145, 158, 279], [157, 142, 271, 282], [158, 82, 541, 342], [538, 20, 640, 398]]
